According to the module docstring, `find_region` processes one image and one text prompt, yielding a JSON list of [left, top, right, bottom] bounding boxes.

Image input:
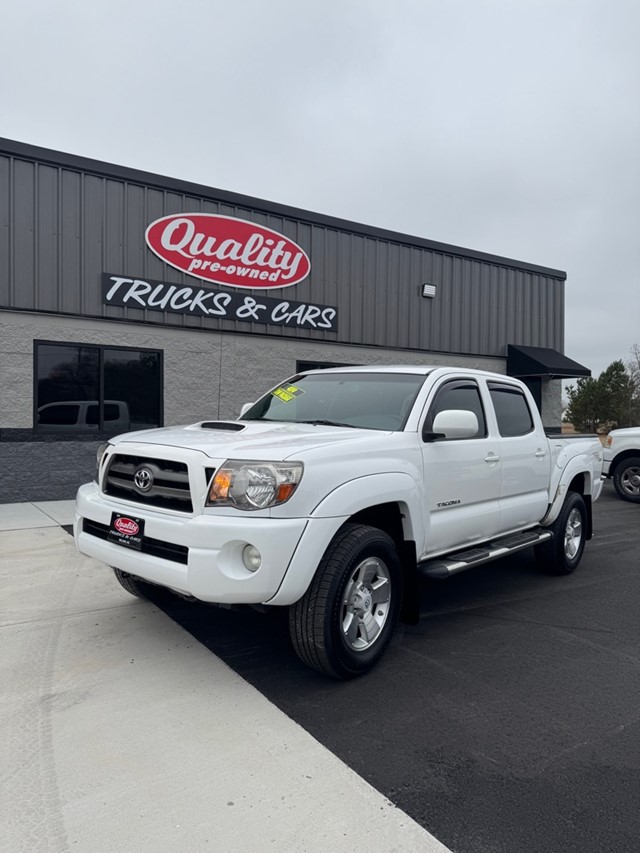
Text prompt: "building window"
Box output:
[[35, 341, 162, 432]]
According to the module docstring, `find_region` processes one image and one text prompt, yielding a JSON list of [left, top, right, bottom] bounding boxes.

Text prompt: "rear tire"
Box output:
[[535, 492, 587, 575], [289, 524, 402, 679], [112, 568, 149, 598], [612, 457, 640, 503]]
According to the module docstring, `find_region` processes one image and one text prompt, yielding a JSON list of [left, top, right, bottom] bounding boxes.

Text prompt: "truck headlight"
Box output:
[[95, 442, 111, 482], [206, 460, 303, 510]]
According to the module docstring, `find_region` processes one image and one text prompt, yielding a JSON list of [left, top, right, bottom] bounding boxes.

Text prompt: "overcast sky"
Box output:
[[2, 0, 638, 378]]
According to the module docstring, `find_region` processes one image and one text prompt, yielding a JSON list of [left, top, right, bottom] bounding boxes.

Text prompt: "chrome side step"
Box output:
[[418, 528, 553, 579]]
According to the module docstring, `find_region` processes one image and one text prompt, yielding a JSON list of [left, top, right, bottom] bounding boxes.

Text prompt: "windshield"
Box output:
[[242, 372, 427, 431]]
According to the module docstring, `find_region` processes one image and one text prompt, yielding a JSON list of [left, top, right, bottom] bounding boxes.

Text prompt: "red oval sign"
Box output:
[[145, 214, 311, 290], [114, 517, 139, 536]]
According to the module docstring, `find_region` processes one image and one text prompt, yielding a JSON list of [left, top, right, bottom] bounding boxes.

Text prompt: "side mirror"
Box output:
[[423, 409, 479, 441], [239, 402, 253, 418]]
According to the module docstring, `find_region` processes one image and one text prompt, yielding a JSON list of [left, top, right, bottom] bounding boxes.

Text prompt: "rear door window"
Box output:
[[488, 383, 534, 436]]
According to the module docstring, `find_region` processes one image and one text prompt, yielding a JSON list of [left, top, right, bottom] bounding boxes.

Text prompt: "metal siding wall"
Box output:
[[1, 151, 566, 357]]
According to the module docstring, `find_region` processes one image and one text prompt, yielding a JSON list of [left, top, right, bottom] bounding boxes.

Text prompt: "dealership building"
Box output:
[[0, 138, 590, 503]]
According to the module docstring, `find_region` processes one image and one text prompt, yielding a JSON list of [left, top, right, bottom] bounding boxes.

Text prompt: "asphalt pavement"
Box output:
[[150, 482, 640, 853], [2, 483, 638, 852]]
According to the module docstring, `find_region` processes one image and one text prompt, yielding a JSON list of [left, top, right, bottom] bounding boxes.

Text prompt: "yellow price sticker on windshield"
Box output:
[[271, 385, 305, 403]]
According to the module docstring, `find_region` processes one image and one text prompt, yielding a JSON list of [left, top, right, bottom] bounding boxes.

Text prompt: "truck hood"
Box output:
[[608, 427, 640, 437], [111, 420, 389, 460]]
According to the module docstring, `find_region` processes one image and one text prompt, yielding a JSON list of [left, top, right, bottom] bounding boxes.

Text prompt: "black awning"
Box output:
[[507, 345, 591, 379]]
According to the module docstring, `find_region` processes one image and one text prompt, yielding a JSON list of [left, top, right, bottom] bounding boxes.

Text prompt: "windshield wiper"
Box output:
[[299, 419, 358, 429]]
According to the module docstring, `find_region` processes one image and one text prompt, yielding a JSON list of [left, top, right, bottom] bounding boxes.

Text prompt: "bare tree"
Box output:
[[624, 345, 640, 424], [626, 344, 640, 389]]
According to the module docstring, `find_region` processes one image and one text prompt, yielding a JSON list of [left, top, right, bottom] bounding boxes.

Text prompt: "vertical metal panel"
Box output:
[[35, 164, 59, 312], [361, 236, 377, 348], [125, 182, 146, 278], [347, 231, 364, 345], [104, 179, 125, 281], [0, 156, 10, 306], [59, 168, 81, 315], [12, 159, 35, 308], [81, 174, 105, 316], [406, 247, 422, 350], [144, 187, 169, 283], [442, 254, 457, 352], [1, 145, 566, 358]]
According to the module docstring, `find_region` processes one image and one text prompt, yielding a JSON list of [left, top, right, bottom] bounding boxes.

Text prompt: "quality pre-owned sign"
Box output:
[[145, 214, 311, 289], [102, 275, 338, 331]]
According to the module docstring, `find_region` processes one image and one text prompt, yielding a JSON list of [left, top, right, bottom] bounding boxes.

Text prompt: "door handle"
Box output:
[[535, 449, 546, 458], [484, 453, 500, 463]]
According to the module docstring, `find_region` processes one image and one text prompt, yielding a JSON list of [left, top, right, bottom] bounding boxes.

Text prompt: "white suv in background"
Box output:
[[603, 427, 640, 502]]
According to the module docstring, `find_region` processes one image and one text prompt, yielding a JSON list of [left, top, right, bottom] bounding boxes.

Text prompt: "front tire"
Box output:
[[289, 524, 402, 679], [612, 456, 640, 502], [112, 568, 149, 598], [535, 492, 587, 575]]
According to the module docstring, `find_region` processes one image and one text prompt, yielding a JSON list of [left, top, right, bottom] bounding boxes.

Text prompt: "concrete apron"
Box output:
[[0, 525, 450, 853]]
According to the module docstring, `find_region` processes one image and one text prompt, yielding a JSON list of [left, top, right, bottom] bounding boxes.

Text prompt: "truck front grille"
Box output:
[[82, 518, 189, 565], [103, 454, 193, 512]]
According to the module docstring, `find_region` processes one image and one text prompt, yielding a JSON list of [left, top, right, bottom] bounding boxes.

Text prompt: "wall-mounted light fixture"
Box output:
[[422, 283, 437, 298]]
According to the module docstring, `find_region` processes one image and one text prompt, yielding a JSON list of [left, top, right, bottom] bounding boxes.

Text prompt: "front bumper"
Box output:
[[75, 482, 308, 604]]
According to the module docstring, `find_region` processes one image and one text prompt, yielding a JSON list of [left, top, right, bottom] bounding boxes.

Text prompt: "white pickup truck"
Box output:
[[75, 366, 604, 678], [603, 427, 640, 502]]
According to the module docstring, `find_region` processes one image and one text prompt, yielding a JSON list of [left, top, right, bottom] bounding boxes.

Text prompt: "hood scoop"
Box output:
[[199, 421, 246, 432]]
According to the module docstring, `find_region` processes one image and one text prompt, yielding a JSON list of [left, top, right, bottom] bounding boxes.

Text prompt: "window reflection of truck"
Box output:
[[37, 401, 130, 431]]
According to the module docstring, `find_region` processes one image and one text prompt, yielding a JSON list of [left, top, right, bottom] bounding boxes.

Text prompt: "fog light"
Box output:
[[242, 545, 262, 572]]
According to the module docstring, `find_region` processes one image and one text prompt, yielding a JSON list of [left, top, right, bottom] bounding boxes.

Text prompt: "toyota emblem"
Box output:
[[134, 467, 153, 492]]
